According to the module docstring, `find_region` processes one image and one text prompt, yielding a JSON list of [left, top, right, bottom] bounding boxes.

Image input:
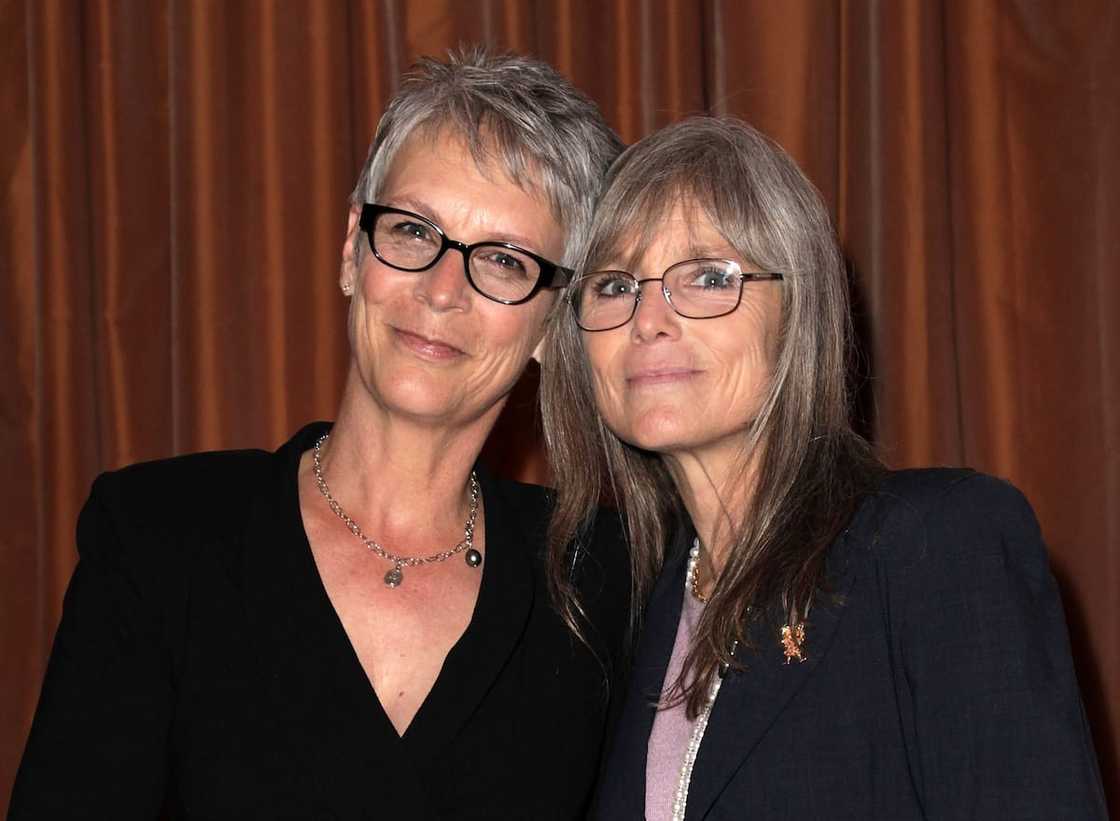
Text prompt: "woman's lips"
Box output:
[[626, 367, 701, 387], [394, 328, 465, 360]]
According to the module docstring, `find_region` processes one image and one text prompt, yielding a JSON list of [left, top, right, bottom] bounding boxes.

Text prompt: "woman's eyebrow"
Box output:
[[383, 196, 440, 221], [685, 242, 738, 259], [382, 196, 546, 252], [483, 229, 545, 252], [597, 247, 742, 273]]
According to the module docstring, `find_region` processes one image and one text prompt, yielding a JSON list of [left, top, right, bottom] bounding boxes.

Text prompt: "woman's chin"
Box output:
[[614, 417, 697, 455], [363, 378, 464, 425]]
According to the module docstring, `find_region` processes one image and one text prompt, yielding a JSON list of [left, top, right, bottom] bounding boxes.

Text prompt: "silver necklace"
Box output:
[[672, 537, 729, 821], [311, 433, 482, 588]]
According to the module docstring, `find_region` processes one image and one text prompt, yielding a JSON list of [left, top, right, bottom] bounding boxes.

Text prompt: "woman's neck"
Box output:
[[309, 378, 502, 548], [664, 444, 760, 576]]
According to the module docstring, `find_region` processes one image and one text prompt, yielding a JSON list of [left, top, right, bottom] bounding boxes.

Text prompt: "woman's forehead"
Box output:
[[596, 197, 740, 271], [384, 122, 558, 209]]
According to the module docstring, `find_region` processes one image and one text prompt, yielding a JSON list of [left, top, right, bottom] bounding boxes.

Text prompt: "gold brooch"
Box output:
[[780, 623, 807, 664]]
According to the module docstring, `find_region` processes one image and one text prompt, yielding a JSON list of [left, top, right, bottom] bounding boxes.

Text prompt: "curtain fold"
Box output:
[[2, 0, 1116, 812], [839, 0, 963, 464]]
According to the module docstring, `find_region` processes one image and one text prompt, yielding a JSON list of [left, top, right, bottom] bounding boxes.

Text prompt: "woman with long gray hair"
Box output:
[[11, 49, 628, 819], [541, 116, 1107, 819]]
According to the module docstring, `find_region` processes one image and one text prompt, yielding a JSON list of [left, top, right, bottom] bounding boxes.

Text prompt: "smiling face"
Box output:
[[580, 201, 783, 465], [339, 128, 564, 430]]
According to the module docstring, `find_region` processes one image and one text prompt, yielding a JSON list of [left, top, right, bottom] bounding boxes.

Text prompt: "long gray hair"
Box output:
[[541, 116, 882, 716], [351, 46, 623, 269]]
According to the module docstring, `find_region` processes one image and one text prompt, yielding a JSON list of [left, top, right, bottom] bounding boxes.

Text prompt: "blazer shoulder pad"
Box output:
[[856, 468, 1039, 569], [87, 448, 278, 541]]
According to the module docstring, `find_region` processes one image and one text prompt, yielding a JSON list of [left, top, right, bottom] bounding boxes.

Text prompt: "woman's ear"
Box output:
[[339, 205, 362, 296], [532, 305, 563, 365]]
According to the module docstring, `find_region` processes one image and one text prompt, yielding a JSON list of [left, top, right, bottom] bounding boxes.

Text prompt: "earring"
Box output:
[[341, 282, 353, 296]]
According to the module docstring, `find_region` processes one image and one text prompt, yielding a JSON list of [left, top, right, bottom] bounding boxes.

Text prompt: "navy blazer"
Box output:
[[595, 469, 1108, 820]]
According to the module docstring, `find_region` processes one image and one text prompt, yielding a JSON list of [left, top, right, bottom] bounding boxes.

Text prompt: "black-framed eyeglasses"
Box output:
[[359, 203, 573, 305], [570, 258, 783, 332]]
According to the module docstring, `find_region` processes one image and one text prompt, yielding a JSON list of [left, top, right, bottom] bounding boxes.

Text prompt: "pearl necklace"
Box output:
[[687, 538, 710, 603], [671, 537, 727, 821]]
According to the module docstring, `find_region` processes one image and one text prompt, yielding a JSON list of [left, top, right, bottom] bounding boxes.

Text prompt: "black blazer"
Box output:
[[595, 469, 1108, 820], [10, 423, 631, 820]]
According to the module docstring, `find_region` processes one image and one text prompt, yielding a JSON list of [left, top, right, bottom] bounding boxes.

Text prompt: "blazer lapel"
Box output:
[[684, 531, 863, 820], [240, 424, 423, 815], [596, 530, 692, 819], [400, 465, 535, 755]]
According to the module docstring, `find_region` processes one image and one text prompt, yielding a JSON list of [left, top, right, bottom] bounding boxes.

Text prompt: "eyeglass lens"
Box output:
[[576, 259, 744, 330], [372, 210, 543, 303]]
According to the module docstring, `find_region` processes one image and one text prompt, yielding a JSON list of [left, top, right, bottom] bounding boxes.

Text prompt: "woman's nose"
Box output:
[[414, 249, 470, 311], [631, 280, 679, 341]]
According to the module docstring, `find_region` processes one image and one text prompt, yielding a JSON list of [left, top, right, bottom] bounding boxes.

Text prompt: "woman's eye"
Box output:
[[392, 221, 436, 242], [689, 268, 737, 289], [592, 276, 636, 298], [474, 249, 533, 279], [491, 253, 527, 273]]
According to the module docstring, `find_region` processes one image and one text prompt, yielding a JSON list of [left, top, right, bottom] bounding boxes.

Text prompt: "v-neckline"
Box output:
[[276, 422, 536, 754]]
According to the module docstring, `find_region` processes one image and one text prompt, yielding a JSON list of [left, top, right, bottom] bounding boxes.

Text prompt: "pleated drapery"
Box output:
[[2, 1, 1117, 812]]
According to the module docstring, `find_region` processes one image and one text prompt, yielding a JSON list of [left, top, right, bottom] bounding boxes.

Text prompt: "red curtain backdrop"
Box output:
[[2, 1, 1117, 812]]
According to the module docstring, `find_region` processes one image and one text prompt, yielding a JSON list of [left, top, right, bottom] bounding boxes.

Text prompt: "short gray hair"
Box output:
[[351, 46, 623, 268]]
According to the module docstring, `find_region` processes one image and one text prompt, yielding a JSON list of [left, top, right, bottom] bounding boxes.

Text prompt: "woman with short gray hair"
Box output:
[[11, 48, 628, 820], [542, 116, 1107, 819]]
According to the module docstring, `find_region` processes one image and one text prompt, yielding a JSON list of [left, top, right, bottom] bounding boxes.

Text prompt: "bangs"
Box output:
[[584, 131, 788, 276], [585, 179, 705, 273]]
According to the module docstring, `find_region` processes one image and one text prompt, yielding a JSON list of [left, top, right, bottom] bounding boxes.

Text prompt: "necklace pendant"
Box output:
[[384, 565, 404, 588], [313, 437, 481, 590]]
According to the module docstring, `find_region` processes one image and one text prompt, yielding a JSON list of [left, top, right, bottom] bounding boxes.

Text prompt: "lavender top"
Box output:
[[644, 587, 705, 820]]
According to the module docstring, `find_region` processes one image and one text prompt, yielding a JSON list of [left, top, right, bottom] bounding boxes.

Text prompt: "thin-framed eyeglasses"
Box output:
[[570, 258, 784, 332], [359, 203, 573, 305]]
